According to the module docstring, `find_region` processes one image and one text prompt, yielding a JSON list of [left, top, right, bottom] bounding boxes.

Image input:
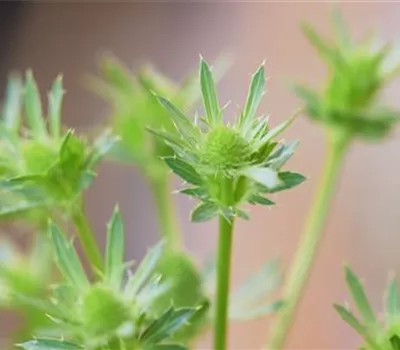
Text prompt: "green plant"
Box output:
[[268, 11, 400, 349], [1, 8, 400, 350]]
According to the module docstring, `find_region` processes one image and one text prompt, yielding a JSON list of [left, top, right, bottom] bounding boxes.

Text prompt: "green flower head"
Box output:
[[0, 72, 116, 221], [91, 56, 217, 180], [17, 208, 207, 350], [335, 267, 400, 350], [152, 57, 305, 222], [295, 10, 400, 140]]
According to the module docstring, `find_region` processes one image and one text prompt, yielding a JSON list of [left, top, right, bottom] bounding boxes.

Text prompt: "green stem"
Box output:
[[267, 129, 350, 349], [214, 179, 235, 350], [72, 205, 103, 275], [150, 176, 181, 251]]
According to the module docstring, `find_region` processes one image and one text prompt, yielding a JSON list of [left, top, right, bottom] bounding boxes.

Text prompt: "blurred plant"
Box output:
[[89, 56, 231, 343], [153, 57, 304, 350], [0, 73, 117, 272], [0, 235, 52, 341], [268, 11, 400, 349], [91, 56, 228, 249], [335, 267, 400, 350], [17, 207, 207, 350]]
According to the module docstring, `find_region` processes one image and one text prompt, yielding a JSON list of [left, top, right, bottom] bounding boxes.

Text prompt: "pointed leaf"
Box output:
[[164, 157, 202, 186], [24, 71, 46, 137], [48, 221, 89, 289], [18, 339, 83, 350], [242, 166, 281, 189], [268, 172, 306, 193], [3, 75, 22, 131], [105, 205, 125, 289], [125, 241, 164, 298], [345, 267, 376, 325], [386, 277, 399, 323], [156, 96, 198, 143], [200, 58, 220, 126], [48, 75, 64, 139], [242, 63, 265, 134], [190, 202, 219, 222], [231, 300, 284, 320], [249, 195, 275, 206]]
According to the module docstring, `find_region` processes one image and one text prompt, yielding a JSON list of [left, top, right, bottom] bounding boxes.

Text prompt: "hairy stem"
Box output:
[[214, 179, 235, 350], [72, 205, 103, 275], [150, 176, 181, 251], [267, 129, 350, 349]]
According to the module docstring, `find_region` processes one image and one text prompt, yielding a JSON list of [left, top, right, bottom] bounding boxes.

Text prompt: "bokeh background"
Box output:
[[1, 2, 400, 349]]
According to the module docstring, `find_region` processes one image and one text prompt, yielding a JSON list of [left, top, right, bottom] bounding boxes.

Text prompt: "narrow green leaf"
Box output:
[[231, 300, 284, 320], [48, 75, 64, 139], [268, 172, 306, 193], [156, 96, 198, 143], [333, 304, 367, 336], [125, 241, 164, 298], [386, 277, 399, 323], [256, 112, 298, 149], [140, 306, 196, 344], [24, 71, 46, 137], [345, 267, 376, 325], [100, 56, 135, 93], [200, 58, 220, 126], [334, 304, 379, 349], [105, 205, 125, 289], [164, 157, 202, 186], [48, 221, 89, 289], [190, 202, 219, 222], [331, 8, 352, 50], [242, 166, 281, 189], [3, 75, 22, 131], [249, 195, 275, 206], [18, 339, 83, 350], [179, 187, 207, 200], [242, 63, 265, 133], [87, 129, 118, 167]]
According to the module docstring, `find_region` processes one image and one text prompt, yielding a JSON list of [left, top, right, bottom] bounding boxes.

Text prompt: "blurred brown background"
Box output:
[[1, 2, 400, 349]]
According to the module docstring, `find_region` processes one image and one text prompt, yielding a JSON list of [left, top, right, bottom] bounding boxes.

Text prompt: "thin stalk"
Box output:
[[214, 178, 235, 350], [149, 175, 181, 251], [267, 129, 350, 349], [72, 206, 103, 275]]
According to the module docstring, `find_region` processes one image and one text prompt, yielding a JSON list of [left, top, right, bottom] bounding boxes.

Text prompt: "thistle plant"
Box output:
[[268, 11, 400, 349], [335, 267, 400, 350], [0, 72, 117, 273], [17, 208, 207, 350], [153, 57, 304, 350], [91, 57, 212, 343]]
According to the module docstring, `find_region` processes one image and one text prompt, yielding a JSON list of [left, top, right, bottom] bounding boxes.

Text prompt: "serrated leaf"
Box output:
[[242, 63, 265, 135], [249, 195, 275, 206], [190, 202, 219, 222], [24, 71, 46, 137], [164, 157, 202, 186], [156, 96, 198, 143], [266, 140, 299, 170], [48, 221, 89, 290], [268, 172, 306, 193], [179, 187, 207, 200], [18, 339, 83, 350], [200, 58, 221, 126], [386, 278, 399, 323], [105, 205, 125, 290], [140, 306, 197, 344], [125, 241, 164, 298], [3, 75, 22, 132], [255, 114, 297, 149], [345, 267, 376, 325], [242, 166, 281, 189], [48, 75, 64, 139]]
